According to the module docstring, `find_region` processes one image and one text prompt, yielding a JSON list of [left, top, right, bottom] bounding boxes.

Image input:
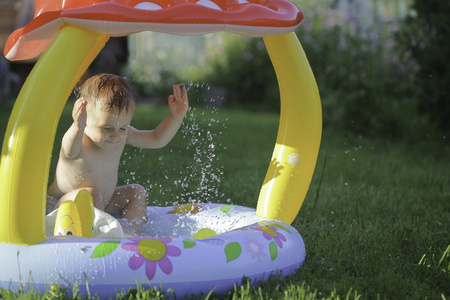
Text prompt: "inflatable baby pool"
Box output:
[[3, 203, 304, 297]]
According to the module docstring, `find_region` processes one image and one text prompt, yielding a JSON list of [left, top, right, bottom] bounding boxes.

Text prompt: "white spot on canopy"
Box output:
[[134, 2, 163, 10], [196, 0, 222, 10]]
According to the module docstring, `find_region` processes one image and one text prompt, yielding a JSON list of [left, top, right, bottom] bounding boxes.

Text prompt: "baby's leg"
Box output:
[[46, 195, 59, 214], [105, 184, 147, 228]]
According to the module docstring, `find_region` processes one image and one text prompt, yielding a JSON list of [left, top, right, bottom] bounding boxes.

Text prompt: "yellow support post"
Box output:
[[257, 32, 322, 224], [0, 26, 109, 245]]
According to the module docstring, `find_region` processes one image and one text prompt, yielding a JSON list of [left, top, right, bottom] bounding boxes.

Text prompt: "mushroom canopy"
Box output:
[[4, 0, 303, 61]]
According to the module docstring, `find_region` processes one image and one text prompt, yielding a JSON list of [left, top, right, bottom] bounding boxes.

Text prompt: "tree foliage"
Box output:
[[206, 37, 279, 112], [397, 0, 450, 133]]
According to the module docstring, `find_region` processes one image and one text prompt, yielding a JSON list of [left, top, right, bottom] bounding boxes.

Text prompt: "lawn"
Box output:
[[0, 100, 449, 299]]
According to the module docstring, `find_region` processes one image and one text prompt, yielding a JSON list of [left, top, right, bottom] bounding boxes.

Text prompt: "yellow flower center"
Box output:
[[137, 239, 167, 262]]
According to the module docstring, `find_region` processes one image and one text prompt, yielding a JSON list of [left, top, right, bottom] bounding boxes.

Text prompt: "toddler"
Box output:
[[47, 74, 188, 229]]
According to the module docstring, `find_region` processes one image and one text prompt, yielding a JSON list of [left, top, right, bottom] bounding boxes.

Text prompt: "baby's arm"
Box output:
[[61, 98, 87, 158], [127, 85, 189, 149]]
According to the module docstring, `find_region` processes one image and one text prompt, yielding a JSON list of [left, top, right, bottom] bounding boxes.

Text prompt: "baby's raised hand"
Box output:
[[168, 85, 189, 119], [73, 98, 87, 129]]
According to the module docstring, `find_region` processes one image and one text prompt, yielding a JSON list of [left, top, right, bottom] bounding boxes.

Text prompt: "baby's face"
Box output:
[[85, 104, 134, 150]]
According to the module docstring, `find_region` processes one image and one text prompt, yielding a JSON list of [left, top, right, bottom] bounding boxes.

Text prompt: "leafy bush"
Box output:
[[396, 0, 450, 133], [201, 1, 440, 139], [125, 58, 181, 102], [296, 7, 422, 138], [205, 37, 279, 112]]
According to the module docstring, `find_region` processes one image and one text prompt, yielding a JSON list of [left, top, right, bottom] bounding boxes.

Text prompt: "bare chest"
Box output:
[[55, 143, 125, 196], [78, 145, 124, 180]]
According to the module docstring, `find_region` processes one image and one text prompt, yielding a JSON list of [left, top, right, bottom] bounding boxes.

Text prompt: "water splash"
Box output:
[[173, 82, 227, 205], [121, 82, 229, 209]]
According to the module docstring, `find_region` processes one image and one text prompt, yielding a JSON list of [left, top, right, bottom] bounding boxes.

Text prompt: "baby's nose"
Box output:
[[110, 130, 119, 138]]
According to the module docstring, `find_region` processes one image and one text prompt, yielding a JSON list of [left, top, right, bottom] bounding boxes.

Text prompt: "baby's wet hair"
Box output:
[[78, 73, 135, 113]]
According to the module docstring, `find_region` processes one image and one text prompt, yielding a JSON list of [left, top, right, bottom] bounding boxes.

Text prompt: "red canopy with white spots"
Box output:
[[4, 0, 303, 61]]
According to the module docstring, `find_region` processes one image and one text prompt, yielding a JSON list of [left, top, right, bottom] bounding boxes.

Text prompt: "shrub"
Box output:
[[125, 58, 180, 102], [205, 1, 422, 138], [205, 36, 279, 112], [396, 0, 450, 134], [293, 1, 426, 138]]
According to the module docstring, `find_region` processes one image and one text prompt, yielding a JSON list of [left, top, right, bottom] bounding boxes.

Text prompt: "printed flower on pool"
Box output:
[[243, 237, 266, 261], [251, 223, 287, 248], [122, 238, 181, 280], [167, 203, 202, 214]]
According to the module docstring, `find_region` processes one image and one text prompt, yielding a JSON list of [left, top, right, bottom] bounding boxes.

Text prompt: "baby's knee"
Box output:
[[129, 184, 147, 198]]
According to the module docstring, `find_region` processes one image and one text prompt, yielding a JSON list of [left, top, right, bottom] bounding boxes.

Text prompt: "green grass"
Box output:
[[0, 100, 449, 299]]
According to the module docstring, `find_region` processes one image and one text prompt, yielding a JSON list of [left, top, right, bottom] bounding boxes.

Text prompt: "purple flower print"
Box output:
[[251, 223, 287, 248], [243, 237, 266, 261], [122, 237, 181, 280]]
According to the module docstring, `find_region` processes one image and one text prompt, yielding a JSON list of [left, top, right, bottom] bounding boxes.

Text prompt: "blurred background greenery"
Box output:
[[124, 0, 449, 141], [1, 0, 448, 142]]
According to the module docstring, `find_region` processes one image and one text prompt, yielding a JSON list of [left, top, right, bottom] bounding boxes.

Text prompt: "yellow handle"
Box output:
[[0, 26, 109, 245], [256, 32, 322, 224], [54, 201, 82, 236], [74, 189, 95, 238]]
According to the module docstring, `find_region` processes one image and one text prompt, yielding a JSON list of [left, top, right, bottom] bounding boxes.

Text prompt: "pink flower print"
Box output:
[[243, 237, 266, 261], [122, 238, 181, 280], [252, 223, 287, 248]]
